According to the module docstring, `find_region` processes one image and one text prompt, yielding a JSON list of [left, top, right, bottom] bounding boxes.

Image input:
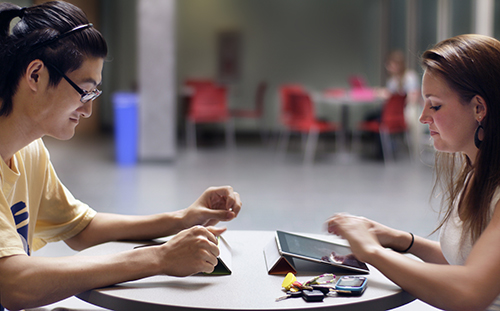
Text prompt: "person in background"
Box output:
[[384, 50, 420, 103], [383, 50, 424, 159], [0, 2, 241, 310], [328, 34, 500, 311]]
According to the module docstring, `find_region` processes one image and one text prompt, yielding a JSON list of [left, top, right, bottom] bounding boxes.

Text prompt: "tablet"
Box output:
[[134, 236, 232, 275], [275, 230, 369, 274]]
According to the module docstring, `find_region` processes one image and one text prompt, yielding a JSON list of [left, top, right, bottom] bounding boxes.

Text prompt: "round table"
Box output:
[[76, 230, 414, 311]]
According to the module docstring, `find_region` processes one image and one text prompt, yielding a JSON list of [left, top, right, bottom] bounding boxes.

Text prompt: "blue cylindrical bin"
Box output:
[[113, 92, 138, 165]]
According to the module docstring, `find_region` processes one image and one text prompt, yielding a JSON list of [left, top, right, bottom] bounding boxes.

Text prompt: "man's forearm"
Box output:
[[65, 212, 184, 251], [0, 247, 160, 310]]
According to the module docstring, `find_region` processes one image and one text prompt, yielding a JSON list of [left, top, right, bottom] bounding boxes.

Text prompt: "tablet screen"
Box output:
[[276, 231, 369, 273]]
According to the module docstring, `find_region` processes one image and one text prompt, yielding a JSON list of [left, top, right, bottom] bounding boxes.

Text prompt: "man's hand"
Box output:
[[156, 226, 226, 276], [180, 186, 242, 229]]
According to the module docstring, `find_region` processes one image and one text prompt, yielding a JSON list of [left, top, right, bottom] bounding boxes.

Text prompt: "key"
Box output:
[[281, 273, 297, 290], [311, 285, 333, 294], [311, 285, 352, 297], [302, 289, 325, 302], [275, 290, 303, 302]]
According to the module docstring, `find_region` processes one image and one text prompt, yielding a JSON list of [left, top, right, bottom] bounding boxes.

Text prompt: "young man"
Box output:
[[0, 2, 242, 310]]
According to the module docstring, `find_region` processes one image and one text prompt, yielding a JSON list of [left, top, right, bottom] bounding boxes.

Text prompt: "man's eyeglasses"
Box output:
[[47, 64, 102, 103]]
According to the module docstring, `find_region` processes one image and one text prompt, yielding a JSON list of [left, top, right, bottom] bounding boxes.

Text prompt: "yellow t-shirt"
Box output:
[[0, 139, 96, 257]]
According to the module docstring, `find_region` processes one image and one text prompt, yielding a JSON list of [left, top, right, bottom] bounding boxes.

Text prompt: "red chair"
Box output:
[[357, 93, 409, 163], [278, 85, 340, 164], [186, 84, 235, 150], [230, 82, 268, 142], [230, 82, 267, 118], [184, 79, 215, 93]]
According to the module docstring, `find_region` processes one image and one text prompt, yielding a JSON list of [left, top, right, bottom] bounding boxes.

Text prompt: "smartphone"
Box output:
[[335, 276, 367, 296]]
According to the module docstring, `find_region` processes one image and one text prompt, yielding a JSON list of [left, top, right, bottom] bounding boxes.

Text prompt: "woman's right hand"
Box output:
[[326, 213, 410, 256]]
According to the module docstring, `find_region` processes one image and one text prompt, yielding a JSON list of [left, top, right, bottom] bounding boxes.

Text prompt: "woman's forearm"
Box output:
[[367, 248, 492, 311]]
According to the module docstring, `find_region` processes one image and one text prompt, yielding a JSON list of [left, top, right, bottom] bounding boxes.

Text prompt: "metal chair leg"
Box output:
[[380, 129, 394, 164], [352, 129, 363, 154], [277, 128, 291, 157], [304, 127, 319, 165], [186, 119, 197, 152], [225, 119, 236, 150]]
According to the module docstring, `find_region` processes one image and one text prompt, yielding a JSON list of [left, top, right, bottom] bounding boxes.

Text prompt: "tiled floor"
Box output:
[[29, 134, 441, 310]]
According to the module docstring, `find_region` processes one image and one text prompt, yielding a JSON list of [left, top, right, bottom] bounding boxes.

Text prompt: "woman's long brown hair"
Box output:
[[423, 34, 500, 244]]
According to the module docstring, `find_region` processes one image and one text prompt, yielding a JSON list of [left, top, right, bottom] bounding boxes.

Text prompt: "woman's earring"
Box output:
[[474, 119, 484, 149]]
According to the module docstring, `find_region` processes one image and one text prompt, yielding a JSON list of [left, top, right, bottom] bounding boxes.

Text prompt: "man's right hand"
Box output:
[[156, 226, 226, 276]]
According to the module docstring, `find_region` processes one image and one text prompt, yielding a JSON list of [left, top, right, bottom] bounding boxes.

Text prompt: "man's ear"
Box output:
[[25, 60, 45, 91]]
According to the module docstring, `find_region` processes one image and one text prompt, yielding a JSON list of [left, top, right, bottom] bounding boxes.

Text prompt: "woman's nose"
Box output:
[[419, 107, 430, 125]]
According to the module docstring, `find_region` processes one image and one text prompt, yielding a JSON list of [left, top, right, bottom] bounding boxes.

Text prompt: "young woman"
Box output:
[[0, 2, 241, 310], [328, 34, 500, 311]]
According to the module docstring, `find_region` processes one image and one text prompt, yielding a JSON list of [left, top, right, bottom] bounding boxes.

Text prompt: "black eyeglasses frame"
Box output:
[[47, 64, 102, 103]]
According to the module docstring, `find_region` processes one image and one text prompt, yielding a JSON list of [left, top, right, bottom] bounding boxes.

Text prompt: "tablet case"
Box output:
[[263, 237, 297, 275], [210, 235, 232, 275], [136, 235, 232, 275], [264, 233, 369, 275]]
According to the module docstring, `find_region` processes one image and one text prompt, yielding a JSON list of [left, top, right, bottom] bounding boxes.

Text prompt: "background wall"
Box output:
[[175, 0, 384, 133], [8, 0, 487, 144], [99, 0, 137, 132]]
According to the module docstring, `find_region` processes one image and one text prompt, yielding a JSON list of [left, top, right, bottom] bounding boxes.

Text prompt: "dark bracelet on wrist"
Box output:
[[396, 232, 414, 253]]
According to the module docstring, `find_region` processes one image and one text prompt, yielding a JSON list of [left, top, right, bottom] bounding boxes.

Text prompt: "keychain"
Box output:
[[303, 273, 336, 286], [276, 273, 327, 302], [281, 272, 298, 291], [276, 273, 367, 302]]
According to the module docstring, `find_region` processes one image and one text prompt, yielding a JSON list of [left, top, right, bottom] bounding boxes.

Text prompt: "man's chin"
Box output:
[[46, 131, 76, 141]]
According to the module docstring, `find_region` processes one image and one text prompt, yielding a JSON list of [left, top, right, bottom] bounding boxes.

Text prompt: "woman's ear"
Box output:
[[473, 95, 487, 121], [25, 60, 45, 91]]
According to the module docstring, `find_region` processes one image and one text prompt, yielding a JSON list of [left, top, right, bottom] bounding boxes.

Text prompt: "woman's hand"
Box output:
[[326, 213, 383, 262], [327, 213, 410, 248]]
